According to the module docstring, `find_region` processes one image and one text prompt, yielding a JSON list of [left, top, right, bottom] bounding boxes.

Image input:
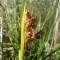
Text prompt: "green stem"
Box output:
[[19, 0, 26, 60]]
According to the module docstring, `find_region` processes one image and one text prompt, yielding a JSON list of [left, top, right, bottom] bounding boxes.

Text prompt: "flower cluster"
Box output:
[[24, 10, 44, 49], [25, 10, 37, 41]]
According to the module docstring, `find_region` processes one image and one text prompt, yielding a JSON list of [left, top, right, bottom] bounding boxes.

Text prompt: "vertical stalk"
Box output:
[[0, 17, 2, 59], [53, 2, 59, 49], [51, 0, 59, 50], [19, 0, 26, 60]]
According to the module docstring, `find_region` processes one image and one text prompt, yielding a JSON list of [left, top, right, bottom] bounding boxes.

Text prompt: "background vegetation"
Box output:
[[0, 0, 60, 60]]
